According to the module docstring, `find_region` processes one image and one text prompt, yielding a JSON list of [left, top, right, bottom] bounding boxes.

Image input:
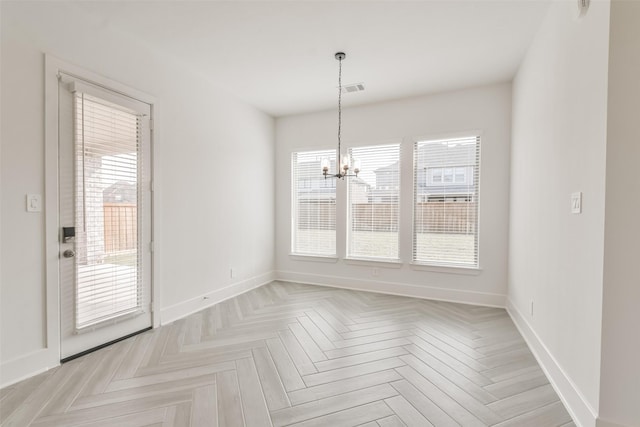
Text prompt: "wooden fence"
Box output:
[[104, 203, 137, 253], [296, 200, 336, 230], [297, 201, 476, 234], [351, 204, 399, 232], [414, 202, 477, 234]]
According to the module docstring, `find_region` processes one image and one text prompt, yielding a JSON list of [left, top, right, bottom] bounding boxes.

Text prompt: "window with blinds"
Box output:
[[74, 92, 144, 329], [413, 136, 480, 267], [347, 144, 400, 260], [291, 149, 336, 256]]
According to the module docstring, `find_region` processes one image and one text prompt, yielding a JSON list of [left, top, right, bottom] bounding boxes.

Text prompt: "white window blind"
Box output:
[[413, 136, 480, 267], [291, 149, 336, 256], [347, 144, 400, 260], [74, 92, 144, 330]]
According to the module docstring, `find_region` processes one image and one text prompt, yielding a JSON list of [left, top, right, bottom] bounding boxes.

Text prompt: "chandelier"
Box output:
[[322, 52, 360, 179]]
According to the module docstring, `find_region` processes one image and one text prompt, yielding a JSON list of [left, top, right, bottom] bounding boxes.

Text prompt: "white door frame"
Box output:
[[44, 54, 159, 366]]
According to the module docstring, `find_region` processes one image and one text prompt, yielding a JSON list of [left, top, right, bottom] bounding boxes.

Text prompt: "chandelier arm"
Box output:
[[324, 171, 358, 180]]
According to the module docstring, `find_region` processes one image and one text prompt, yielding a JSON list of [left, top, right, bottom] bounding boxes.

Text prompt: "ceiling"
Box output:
[[72, 1, 552, 117]]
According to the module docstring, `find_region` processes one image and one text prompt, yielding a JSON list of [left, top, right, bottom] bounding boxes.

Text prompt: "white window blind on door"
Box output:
[[413, 136, 480, 267], [347, 144, 400, 260], [291, 149, 336, 256], [74, 92, 144, 330]]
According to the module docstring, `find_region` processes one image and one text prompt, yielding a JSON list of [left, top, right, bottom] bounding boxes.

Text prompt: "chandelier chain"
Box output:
[[338, 56, 342, 159]]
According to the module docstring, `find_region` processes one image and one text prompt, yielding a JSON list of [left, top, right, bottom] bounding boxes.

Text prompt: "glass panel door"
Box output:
[[59, 77, 152, 359]]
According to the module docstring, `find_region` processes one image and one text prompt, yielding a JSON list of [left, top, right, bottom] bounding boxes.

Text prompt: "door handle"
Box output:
[[63, 249, 76, 258]]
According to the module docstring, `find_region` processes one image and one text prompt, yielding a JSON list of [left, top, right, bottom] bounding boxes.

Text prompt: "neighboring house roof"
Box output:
[[295, 159, 372, 200], [103, 181, 137, 203], [372, 144, 477, 175], [370, 143, 477, 197], [296, 146, 478, 200], [418, 140, 477, 168], [373, 161, 399, 174]]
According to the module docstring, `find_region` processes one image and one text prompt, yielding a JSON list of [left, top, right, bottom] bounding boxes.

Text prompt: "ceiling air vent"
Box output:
[[340, 82, 365, 94]]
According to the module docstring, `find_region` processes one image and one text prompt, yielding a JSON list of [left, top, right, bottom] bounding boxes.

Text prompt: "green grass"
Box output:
[[103, 251, 137, 267], [295, 229, 475, 264]]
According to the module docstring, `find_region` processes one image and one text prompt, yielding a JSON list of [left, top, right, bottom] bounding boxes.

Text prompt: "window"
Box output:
[[430, 168, 443, 183], [428, 167, 467, 185], [414, 136, 480, 267], [444, 167, 454, 183], [347, 144, 400, 260], [73, 91, 148, 329], [291, 150, 336, 256]]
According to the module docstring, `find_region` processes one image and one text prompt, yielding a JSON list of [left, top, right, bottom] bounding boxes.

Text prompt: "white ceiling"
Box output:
[[73, 1, 552, 117]]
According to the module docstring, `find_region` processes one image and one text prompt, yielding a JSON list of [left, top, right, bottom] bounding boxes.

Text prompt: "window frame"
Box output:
[[288, 132, 482, 275], [290, 148, 338, 257], [412, 134, 481, 269], [346, 143, 402, 262]]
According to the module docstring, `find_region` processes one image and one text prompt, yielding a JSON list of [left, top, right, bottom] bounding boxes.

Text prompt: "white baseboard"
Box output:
[[0, 348, 59, 389], [160, 271, 276, 325], [276, 270, 506, 308], [0, 271, 276, 389], [596, 419, 629, 427], [506, 298, 598, 427]]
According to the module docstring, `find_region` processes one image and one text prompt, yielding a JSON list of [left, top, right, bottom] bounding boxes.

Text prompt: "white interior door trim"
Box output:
[[44, 54, 159, 367]]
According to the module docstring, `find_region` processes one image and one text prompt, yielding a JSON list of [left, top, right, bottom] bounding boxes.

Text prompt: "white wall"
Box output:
[[509, 1, 610, 425], [0, 1, 275, 385], [599, 1, 640, 425], [276, 83, 512, 306]]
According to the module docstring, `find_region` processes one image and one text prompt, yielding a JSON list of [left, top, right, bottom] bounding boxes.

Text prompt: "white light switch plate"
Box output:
[[571, 192, 582, 214], [26, 194, 42, 212]]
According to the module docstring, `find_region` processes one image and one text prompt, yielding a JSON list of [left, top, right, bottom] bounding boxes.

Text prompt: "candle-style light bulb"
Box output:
[[353, 159, 361, 175], [342, 155, 350, 171], [321, 158, 329, 173]]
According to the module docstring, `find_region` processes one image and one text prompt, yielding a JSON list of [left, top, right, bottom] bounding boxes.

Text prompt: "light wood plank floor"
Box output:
[[0, 281, 575, 426]]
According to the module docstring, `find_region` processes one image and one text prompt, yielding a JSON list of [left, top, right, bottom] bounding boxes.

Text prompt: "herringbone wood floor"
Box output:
[[1, 281, 575, 426]]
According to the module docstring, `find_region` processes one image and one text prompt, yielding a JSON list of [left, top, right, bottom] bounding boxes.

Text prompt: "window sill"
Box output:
[[289, 254, 339, 263], [343, 258, 403, 268], [409, 263, 482, 275]]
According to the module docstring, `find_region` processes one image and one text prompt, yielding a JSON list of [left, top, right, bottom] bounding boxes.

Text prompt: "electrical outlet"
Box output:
[[372, 268, 379, 277], [230, 268, 235, 279], [530, 300, 534, 316]]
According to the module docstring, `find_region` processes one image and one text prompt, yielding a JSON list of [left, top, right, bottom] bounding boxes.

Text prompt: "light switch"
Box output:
[[571, 192, 582, 214], [26, 194, 42, 212]]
